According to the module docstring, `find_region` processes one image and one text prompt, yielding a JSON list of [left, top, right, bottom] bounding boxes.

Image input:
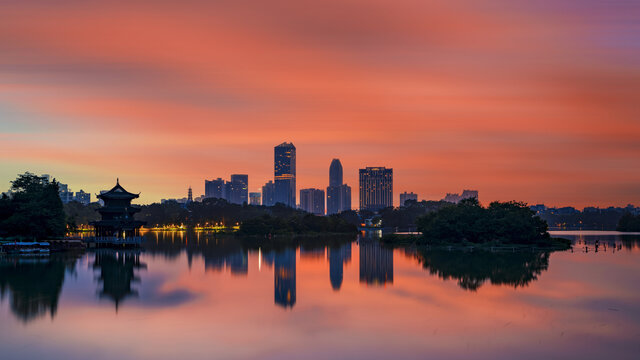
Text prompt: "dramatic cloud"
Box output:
[[1, 0, 639, 206]]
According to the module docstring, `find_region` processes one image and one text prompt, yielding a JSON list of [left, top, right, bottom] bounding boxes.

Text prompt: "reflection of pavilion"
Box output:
[[359, 240, 393, 286], [274, 249, 296, 308], [328, 243, 352, 290], [92, 250, 147, 310]]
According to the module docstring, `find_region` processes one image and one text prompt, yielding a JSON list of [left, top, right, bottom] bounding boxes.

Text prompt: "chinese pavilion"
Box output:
[[91, 179, 146, 238]]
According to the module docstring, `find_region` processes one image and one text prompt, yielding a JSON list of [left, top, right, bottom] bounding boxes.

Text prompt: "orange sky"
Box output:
[[1, 0, 639, 207]]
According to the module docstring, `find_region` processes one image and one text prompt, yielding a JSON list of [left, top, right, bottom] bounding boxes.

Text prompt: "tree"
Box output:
[[0, 173, 66, 240]]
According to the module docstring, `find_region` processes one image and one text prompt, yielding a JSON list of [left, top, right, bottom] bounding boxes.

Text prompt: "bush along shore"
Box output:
[[382, 199, 571, 251]]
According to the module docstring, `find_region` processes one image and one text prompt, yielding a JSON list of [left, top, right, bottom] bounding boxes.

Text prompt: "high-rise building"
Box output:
[[249, 192, 261, 205], [204, 178, 225, 199], [300, 188, 325, 215], [274, 142, 296, 207], [262, 181, 276, 206], [359, 167, 393, 211], [399, 192, 418, 207], [228, 174, 249, 205], [75, 190, 91, 205], [58, 183, 74, 204], [326, 159, 352, 215]]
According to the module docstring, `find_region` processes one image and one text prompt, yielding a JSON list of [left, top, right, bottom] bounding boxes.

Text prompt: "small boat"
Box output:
[[2, 242, 50, 255]]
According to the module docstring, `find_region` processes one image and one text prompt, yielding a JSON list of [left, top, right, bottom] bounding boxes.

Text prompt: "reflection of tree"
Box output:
[[415, 249, 551, 291], [0, 254, 80, 323], [91, 250, 146, 310]]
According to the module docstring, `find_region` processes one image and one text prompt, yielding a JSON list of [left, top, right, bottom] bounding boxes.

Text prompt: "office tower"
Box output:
[[187, 186, 193, 203], [229, 174, 249, 205], [249, 192, 261, 205], [399, 192, 418, 207], [326, 159, 352, 215], [262, 181, 276, 206], [75, 190, 91, 205], [359, 240, 393, 286], [359, 167, 393, 211], [299, 188, 325, 215], [274, 142, 296, 207], [204, 178, 225, 199], [274, 248, 296, 308]]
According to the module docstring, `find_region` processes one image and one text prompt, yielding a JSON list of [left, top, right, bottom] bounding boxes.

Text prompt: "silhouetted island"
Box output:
[[383, 198, 570, 249]]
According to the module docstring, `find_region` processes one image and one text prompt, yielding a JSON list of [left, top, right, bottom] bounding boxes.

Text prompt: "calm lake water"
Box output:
[[1, 231, 639, 360]]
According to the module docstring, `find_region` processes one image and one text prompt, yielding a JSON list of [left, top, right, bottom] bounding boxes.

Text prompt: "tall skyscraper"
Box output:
[[249, 192, 261, 205], [262, 181, 276, 206], [359, 167, 393, 211], [274, 142, 296, 207], [326, 159, 352, 215], [228, 174, 249, 205], [300, 188, 325, 215], [399, 192, 418, 207], [204, 178, 225, 199]]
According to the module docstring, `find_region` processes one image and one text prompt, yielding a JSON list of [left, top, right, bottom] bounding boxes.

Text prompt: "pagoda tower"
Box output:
[[91, 179, 146, 238]]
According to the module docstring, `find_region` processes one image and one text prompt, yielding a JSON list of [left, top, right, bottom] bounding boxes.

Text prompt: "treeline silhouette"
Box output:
[[617, 213, 640, 232], [0, 173, 66, 240], [141, 198, 357, 235], [413, 198, 555, 245]]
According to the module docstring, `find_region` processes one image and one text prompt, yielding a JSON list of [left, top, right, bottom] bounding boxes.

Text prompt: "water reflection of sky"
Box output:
[[1, 233, 639, 360]]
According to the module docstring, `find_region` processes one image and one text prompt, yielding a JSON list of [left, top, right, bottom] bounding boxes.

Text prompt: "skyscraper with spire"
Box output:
[[274, 142, 296, 207], [327, 159, 351, 214]]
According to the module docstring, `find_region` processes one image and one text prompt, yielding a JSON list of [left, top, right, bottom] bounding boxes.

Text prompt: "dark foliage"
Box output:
[[617, 212, 640, 232], [415, 198, 550, 244], [63, 201, 101, 231], [377, 200, 451, 229], [238, 214, 357, 235], [0, 173, 66, 239]]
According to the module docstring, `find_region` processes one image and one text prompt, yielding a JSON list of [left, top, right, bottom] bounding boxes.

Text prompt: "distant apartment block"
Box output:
[[300, 188, 325, 215], [204, 174, 249, 205], [399, 192, 418, 207], [442, 190, 478, 204], [249, 192, 261, 205], [262, 181, 276, 206]]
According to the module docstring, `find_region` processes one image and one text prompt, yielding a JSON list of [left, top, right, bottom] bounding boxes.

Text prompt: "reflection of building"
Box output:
[[359, 240, 393, 286], [90, 180, 146, 238], [443, 190, 478, 204], [249, 192, 261, 205], [300, 188, 325, 215], [328, 243, 351, 290], [274, 249, 296, 308], [300, 246, 325, 259], [261, 181, 275, 206], [359, 167, 393, 211], [326, 159, 351, 214], [274, 142, 296, 207], [226, 252, 248, 275], [399, 192, 417, 207], [92, 250, 146, 310]]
